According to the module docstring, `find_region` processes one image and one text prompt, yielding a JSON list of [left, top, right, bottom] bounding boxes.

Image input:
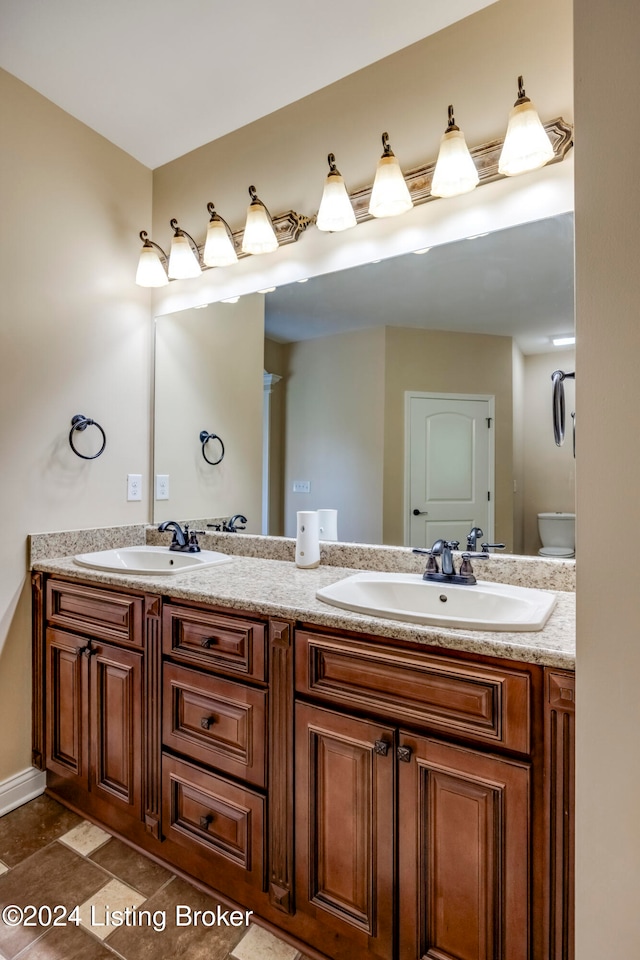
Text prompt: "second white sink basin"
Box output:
[[74, 545, 231, 575], [316, 571, 557, 631]]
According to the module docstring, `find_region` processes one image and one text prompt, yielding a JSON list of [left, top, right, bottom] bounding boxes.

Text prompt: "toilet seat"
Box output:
[[538, 546, 575, 558]]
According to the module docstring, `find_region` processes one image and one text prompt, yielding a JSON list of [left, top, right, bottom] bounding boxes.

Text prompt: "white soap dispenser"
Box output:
[[295, 511, 321, 568]]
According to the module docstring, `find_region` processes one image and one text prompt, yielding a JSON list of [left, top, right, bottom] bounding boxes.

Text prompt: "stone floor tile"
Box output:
[[58, 821, 112, 857], [89, 837, 172, 898], [230, 923, 299, 960], [106, 876, 249, 960], [16, 923, 122, 960], [0, 842, 109, 959], [0, 796, 82, 868], [77, 878, 147, 941]]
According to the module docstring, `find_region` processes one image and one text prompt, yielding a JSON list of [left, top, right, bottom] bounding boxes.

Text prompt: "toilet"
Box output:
[[537, 512, 575, 558]]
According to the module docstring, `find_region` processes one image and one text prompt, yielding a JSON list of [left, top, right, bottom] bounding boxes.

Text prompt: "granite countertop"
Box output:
[[33, 552, 575, 669]]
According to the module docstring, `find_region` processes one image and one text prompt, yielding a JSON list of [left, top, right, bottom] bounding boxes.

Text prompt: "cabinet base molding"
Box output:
[[0, 766, 46, 817]]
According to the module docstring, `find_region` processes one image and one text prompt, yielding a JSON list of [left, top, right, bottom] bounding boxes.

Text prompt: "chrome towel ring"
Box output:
[[199, 430, 225, 465], [551, 369, 576, 449], [69, 414, 106, 460]]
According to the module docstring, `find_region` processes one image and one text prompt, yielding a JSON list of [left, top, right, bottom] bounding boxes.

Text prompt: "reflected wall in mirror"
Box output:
[[154, 213, 576, 555], [154, 295, 264, 529]]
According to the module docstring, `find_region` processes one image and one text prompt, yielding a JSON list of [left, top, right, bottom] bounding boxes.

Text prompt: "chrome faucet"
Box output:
[[157, 520, 203, 553], [466, 527, 484, 551]]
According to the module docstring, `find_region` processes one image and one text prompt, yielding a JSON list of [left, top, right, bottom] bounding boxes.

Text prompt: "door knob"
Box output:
[[412, 509, 428, 516]]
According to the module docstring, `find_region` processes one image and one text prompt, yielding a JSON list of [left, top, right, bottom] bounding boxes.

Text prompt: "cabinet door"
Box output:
[[45, 629, 89, 787], [398, 733, 530, 960], [89, 642, 143, 817], [295, 703, 394, 960]]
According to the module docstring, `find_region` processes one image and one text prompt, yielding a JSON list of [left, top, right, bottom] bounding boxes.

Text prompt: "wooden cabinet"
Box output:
[[33, 575, 574, 960]]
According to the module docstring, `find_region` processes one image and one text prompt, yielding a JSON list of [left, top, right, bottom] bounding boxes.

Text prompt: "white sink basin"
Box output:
[[74, 545, 232, 576], [316, 571, 557, 631]]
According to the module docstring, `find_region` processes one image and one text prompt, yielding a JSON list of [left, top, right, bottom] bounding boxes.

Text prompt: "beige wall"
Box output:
[[383, 328, 514, 547], [280, 328, 386, 543], [264, 338, 288, 536], [512, 343, 525, 554], [522, 349, 576, 554], [0, 69, 152, 783], [574, 0, 640, 953], [154, 299, 264, 529]]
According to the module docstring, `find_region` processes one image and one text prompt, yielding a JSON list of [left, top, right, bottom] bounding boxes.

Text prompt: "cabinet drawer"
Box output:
[[163, 663, 266, 787], [46, 579, 143, 647], [163, 604, 266, 681], [296, 631, 531, 754], [162, 754, 265, 889]]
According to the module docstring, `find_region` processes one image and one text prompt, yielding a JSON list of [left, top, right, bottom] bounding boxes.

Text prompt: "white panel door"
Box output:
[[407, 394, 494, 548]]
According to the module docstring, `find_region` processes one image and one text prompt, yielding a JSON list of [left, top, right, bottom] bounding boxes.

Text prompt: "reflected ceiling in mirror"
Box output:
[[264, 213, 574, 354]]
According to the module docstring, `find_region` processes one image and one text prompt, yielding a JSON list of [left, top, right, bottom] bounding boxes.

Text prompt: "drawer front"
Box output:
[[162, 754, 265, 889], [163, 663, 267, 787], [46, 579, 143, 647], [163, 604, 266, 681], [296, 631, 531, 754]]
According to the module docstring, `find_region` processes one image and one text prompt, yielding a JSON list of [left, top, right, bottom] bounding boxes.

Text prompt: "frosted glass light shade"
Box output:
[[135, 244, 168, 287], [316, 172, 357, 232], [369, 155, 413, 218], [203, 217, 238, 266], [242, 202, 279, 255], [168, 234, 202, 279], [498, 99, 554, 176], [430, 128, 479, 198]]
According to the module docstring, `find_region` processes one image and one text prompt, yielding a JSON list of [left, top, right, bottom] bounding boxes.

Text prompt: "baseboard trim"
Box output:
[[0, 767, 46, 817]]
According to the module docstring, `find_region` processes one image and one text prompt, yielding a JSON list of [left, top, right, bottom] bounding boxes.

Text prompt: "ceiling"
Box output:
[[264, 214, 575, 354], [0, 0, 495, 169]]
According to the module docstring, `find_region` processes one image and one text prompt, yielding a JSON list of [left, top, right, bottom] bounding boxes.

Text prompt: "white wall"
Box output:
[[0, 69, 152, 782], [574, 0, 640, 953]]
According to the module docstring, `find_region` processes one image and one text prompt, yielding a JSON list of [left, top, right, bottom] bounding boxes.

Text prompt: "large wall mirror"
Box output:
[[154, 212, 575, 556]]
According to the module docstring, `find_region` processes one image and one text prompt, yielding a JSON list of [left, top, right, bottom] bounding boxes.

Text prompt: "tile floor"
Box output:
[[0, 796, 306, 960]]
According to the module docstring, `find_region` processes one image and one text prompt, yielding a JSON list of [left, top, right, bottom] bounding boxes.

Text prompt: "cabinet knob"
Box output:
[[374, 740, 390, 756], [200, 637, 216, 649], [199, 814, 213, 830], [200, 716, 215, 730], [397, 745, 413, 763]]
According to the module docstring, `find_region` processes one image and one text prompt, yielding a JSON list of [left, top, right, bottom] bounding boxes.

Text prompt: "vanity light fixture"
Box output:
[[257, 286, 277, 294], [241, 186, 279, 255], [413, 247, 431, 255], [168, 219, 202, 279], [368, 132, 413, 218], [296, 278, 309, 283], [135, 231, 169, 287], [316, 153, 357, 232], [498, 76, 555, 177], [553, 335, 576, 346], [430, 105, 479, 199], [203, 202, 238, 267]]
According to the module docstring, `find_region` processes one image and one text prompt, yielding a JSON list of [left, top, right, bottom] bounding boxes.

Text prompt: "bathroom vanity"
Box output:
[[31, 541, 575, 960]]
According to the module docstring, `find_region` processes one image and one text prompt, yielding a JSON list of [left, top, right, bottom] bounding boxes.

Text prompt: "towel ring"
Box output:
[[551, 370, 575, 447], [69, 414, 106, 460], [199, 430, 225, 465]]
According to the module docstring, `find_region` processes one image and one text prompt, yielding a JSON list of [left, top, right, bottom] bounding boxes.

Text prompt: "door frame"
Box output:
[[404, 391, 495, 547]]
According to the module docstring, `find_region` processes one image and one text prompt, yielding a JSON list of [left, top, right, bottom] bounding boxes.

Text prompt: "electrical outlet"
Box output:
[[127, 474, 142, 501], [156, 474, 169, 500], [292, 480, 311, 494]]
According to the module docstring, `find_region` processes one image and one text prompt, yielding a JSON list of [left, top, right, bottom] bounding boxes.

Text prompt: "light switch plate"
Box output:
[[156, 474, 169, 500], [292, 480, 311, 493]]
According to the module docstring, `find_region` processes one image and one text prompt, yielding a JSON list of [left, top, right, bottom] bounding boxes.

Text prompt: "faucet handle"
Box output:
[[481, 542, 506, 553]]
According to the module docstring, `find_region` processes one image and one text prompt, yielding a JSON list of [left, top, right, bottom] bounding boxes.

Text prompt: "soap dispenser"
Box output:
[[295, 511, 321, 568]]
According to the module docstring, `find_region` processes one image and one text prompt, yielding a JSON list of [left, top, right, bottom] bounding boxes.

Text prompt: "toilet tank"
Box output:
[[537, 512, 576, 548]]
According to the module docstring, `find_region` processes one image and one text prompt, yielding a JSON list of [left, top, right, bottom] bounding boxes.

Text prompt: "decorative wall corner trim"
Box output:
[[0, 766, 46, 817]]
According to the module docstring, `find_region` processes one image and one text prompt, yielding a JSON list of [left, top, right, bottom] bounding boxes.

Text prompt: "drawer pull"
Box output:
[[78, 641, 99, 658], [199, 814, 213, 830], [200, 716, 216, 730], [200, 637, 218, 649], [374, 740, 390, 757], [397, 745, 413, 763]]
